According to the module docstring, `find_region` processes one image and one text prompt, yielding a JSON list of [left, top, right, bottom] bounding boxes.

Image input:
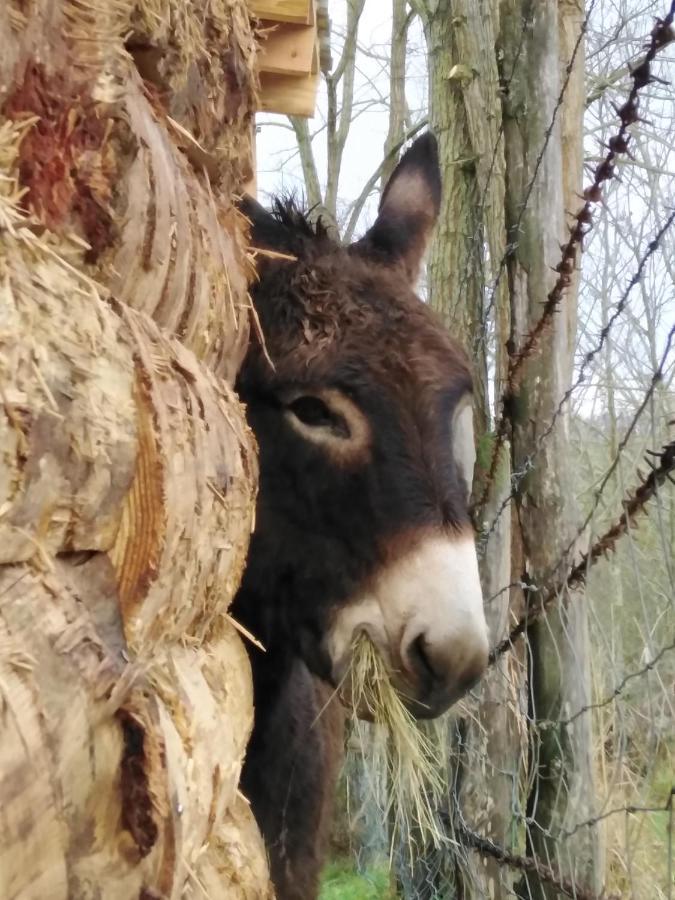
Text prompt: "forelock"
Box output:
[[249, 219, 471, 396]]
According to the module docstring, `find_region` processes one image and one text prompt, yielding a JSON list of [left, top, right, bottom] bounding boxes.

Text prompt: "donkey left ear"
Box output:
[[238, 194, 294, 254], [351, 132, 441, 282]]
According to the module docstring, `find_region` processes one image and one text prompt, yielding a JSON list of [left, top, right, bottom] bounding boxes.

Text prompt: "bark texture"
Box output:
[[1, 1, 270, 896], [422, 0, 506, 429], [413, 4, 524, 898], [500, 1, 600, 896], [416, 1, 598, 897]]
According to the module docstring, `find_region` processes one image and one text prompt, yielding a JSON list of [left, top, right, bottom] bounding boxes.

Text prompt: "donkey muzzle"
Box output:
[[327, 532, 489, 720]]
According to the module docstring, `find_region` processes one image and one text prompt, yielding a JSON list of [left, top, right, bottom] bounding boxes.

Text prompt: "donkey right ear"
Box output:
[[351, 132, 441, 283]]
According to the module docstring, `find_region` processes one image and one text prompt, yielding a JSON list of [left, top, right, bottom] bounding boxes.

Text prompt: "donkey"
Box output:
[[232, 133, 489, 900]]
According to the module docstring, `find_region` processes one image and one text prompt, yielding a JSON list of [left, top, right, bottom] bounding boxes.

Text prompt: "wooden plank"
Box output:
[[249, 0, 313, 25], [258, 71, 319, 117], [258, 21, 316, 76]]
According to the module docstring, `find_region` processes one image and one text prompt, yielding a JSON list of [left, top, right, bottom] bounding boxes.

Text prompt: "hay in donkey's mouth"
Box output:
[[346, 634, 449, 858]]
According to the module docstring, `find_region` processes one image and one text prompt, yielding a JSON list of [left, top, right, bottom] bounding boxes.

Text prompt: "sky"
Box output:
[[253, 0, 674, 416], [255, 1, 426, 234]]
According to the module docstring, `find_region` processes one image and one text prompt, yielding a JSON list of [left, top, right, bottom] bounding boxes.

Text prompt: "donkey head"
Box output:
[[234, 134, 488, 719]]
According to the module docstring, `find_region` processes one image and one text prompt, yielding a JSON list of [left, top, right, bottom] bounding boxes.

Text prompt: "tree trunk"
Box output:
[[401, 4, 524, 897], [499, 1, 601, 896], [423, 1, 482, 426], [0, 1, 270, 896], [415, 0, 599, 897]]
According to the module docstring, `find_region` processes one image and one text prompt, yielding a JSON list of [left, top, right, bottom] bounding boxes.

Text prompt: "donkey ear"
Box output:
[[351, 132, 441, 282], [238, 194, 293, 254]]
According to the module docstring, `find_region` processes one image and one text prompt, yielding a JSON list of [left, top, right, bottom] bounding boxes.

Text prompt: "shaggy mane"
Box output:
[[268, 195, 335, 245]]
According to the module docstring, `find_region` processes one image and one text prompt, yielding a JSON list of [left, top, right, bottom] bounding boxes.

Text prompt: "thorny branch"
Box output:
[[489, 433, 675, 663], [476, 6, 675, 516], [453, 820, 618, 900]]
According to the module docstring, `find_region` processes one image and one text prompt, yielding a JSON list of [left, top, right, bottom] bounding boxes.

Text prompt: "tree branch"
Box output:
[[324, 0, 365, 216], [381, 0, 409, 188], [586, 63, 631, 106]]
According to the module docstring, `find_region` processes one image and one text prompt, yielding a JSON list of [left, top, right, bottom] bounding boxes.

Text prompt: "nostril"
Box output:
[[404, 629, 489, 699], [408, 633, 438, 684]]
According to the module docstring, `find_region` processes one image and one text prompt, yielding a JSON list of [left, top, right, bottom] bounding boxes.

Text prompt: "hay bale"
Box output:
[[1, 0, 257, 381], [0, 2, 271, 896]]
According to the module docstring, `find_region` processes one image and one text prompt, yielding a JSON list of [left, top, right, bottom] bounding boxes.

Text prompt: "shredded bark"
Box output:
[[3, 62, 118, 260]]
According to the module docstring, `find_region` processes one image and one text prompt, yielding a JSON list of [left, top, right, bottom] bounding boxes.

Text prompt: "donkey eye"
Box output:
[[282, 388, 369, 458], [289, 396, 333, 426], [287, 395, 351, 438]]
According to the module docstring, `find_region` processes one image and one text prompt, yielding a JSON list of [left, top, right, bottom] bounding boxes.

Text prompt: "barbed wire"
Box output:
[[500, 794, 674, 845], [452, 817, 617, 900], [475, 208, 675, 554], [489, 428, 675, 663], [554, 794, 673, 842], [551, 321, 675, 571], [338, 7, 675, 899], [475, 7, 675, 517], [549, 637, 675, 728], [443, 667, 674, 898]]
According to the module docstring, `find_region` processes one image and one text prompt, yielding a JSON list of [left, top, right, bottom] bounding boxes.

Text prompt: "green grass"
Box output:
[[319, 860, 397, 900]]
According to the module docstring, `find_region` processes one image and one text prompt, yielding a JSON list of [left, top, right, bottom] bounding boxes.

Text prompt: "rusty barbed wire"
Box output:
[[475, 208, 675, 554], [568, 439, 675, 579], [475, 6, 675, 517], [452, 818, 619, 900], [489, 433, 675, 663], [538, 321, 675, 583]]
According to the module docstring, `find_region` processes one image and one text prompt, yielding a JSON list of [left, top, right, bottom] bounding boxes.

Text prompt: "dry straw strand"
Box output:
[[347, 635, 450, 861]]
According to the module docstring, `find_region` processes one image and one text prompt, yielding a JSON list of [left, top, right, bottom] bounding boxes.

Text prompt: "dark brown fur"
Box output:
[[233, 134, 474, 899]]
